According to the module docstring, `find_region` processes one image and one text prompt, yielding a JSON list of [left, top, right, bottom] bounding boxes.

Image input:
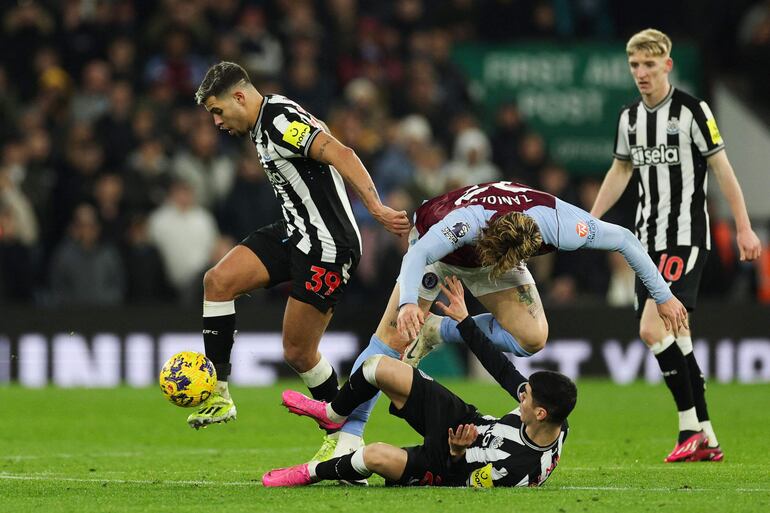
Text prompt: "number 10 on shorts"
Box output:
[[305, 265, 342, 296]]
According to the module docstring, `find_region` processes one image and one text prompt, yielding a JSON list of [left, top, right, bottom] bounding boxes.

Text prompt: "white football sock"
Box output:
[[700, 420, 719, 447], [333, 431, 363, 458], [325, 403, 347, 424], [298, 355, 334, 387], [215, 380, 230, 400], [678, 407, 701, 433], [350, 447, 372, 477]]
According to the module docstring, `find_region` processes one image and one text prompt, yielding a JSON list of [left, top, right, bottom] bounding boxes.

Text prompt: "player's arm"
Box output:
[[590, 158, 633, 219], [708, 150, 762, 261], [396, 208, 482, 339], [582, 214, 688, 334], [308, 131, 410, 236], [436, 276, 528, 399]]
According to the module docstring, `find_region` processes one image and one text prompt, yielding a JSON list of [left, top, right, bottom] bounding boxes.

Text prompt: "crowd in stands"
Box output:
[[0, 0, 766, 309]]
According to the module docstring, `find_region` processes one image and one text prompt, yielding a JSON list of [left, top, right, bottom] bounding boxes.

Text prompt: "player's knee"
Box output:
[[203, 266, 235, 297], [282, 344, 313, 372], [519, 324, 548, 354], [639, 325, 659, 346], [362, 443, 389, 472]]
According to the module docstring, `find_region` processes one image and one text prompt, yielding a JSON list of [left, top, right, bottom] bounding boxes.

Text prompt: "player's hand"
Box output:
[[657, 296, 689, 336], [435, 276, 469, 322], [372, 205, 411, 237], [397, 303, 424, 340], [448, 423, 478, 458], [736, 228, 762, 261]]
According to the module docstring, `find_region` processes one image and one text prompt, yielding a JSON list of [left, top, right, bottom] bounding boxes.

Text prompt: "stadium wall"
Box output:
[[1, 304, 768, 386]]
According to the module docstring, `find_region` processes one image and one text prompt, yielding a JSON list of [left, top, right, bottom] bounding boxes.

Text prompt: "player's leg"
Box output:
[[335, 282, 431, 455], [405, 264, 547, 367], [262, 442, 409, 487], [188, 244, 272, 428], [639, 298, 706, 461], [282, 355, 414, 428]]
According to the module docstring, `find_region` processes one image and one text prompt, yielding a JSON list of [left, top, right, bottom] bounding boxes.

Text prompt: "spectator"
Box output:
[[445, 127, 501, 188], [171, 125, 236, 210], [121, 213, 173, 304], [148, 179, 219, 300], [49, 203, 125, 306]]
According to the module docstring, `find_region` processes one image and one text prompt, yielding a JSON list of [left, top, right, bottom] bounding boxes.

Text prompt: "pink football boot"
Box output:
[[664, 431, 707, 463], [281, 390, 345, 430], [262, 464, 314, 487]]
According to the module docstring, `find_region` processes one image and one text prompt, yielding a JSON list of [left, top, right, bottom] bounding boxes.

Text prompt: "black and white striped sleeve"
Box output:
[[690, 100, 725, 157], [264, 103, 323, 158], [613, 107, 631, 161]]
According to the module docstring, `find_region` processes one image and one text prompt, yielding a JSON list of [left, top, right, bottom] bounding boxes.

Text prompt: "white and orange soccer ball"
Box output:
[[159, 351, 217, 407]]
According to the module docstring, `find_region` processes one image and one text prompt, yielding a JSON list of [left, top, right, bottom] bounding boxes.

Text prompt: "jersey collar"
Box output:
[[520, 422, 560, 452], [642, 85, 675, 113], [250, 95, 268, 140]]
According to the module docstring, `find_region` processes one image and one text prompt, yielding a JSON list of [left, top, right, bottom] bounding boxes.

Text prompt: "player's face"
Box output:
[[204, 93, 250, 137], [628, 51, 672, 99], [518, 383, 543, 425]]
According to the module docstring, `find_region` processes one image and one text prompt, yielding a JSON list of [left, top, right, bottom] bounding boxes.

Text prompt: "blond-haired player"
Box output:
[[591, 29, 762, 462]]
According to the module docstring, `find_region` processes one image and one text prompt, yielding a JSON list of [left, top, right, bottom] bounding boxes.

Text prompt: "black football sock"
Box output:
[[683, 352, 709, 422], [330, 366, 379, 417], [314, 453, 370, 482], [654, 342, 695, 412], [202, 313, 235, 380], [307, 368, 340, 403]]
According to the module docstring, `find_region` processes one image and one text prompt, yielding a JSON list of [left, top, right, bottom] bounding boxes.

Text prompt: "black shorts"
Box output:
[[239, 221, 360, 313], [635, 246, 709, 318], [386, 368, 479, 487]]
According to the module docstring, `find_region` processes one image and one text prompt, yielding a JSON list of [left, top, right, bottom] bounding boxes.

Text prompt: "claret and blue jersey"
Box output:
[[398, 181, 673, 306]]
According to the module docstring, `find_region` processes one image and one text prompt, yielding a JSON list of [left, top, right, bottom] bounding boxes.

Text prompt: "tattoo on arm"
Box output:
[[367, 185, 381, 203], [317, 139, 331, 161], [516, 285, 542, 319], [389, 321, 398, 329]]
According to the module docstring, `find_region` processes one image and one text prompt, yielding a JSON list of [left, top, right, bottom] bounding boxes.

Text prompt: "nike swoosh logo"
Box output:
[[405, 344, 418, 360]]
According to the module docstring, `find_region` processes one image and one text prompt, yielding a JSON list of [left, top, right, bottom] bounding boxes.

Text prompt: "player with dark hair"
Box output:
[[325, 180, 687, 461], [263, 276, 577, 488], [591, 29, 762, 462], [188, 62, 410, 461]]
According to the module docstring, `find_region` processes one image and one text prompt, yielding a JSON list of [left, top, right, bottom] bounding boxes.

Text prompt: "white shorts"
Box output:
[[409, 228, 536, 301]]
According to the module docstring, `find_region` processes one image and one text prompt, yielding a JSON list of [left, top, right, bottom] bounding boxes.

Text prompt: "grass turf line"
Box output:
[[1, 380, 768, 513]]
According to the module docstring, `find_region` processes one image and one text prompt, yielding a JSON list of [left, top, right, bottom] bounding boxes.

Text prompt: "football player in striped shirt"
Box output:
[[591, 29, 762, 462], [187, 62, 410, 454], [264, 276, 577, 488]]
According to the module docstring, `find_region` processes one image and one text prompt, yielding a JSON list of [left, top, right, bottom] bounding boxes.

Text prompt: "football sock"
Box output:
[[440, 314, 532, 357], [340, 335, 400, 437], [202, 300, 236, 380], [310, 448, 371, 481], [676, 336, 711, 423], [299, 355, 339, 403], [214, 380, 230, 400], [700, 420, 719, 448], [333, 431, 363, 458], [331, 356, 382, 418], [651, 336, 700, 435]]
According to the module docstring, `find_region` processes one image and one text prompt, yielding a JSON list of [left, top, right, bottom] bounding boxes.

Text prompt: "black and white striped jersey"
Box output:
[[613, 87, 725, 251], [249, 94, 361, 263], [458, 408, 568, 487], [450, 318, 568, 488]]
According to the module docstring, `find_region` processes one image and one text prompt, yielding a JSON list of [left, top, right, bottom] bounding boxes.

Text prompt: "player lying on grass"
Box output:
[[263, 276, 577, 488], [331, 180, 687, 458]]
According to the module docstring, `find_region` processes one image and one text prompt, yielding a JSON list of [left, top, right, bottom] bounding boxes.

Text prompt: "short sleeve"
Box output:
[[263, 101, 323, 158], [613, 108, 631, 161], [690, 100, 725, 157]]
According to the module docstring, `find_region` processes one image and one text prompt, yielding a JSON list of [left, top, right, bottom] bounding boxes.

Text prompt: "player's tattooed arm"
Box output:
[[316, 139, 331, 162], [516, 285, 542, 319]]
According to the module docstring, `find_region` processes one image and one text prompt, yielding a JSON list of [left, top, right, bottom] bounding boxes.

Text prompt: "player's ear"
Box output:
[[535, 406, 548, 422], [232, 89, 246, 105], [665, 57, 673, 73]]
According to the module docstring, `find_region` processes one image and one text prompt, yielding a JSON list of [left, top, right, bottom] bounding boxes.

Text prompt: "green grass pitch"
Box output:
[[1, 380, 768, 512]]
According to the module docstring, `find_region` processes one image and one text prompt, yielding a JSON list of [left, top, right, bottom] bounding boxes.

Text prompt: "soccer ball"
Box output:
[[159, 351, 217, 407]]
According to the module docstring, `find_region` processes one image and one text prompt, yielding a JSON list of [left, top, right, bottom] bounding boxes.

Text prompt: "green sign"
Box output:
[[453, 42, 701, 175]]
